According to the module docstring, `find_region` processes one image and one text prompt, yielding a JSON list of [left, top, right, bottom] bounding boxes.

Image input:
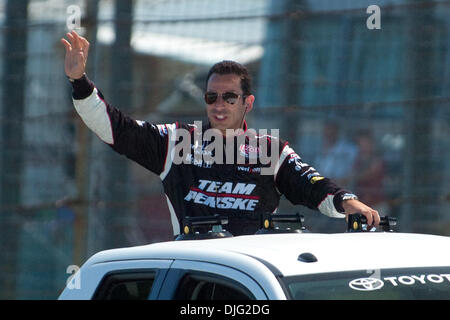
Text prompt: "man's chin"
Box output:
[[209, 124, 227, 135], [209, 120, 228, 131], [208, 119, 242, 134]]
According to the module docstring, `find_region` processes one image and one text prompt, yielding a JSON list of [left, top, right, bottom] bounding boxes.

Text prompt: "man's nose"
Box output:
[[213, 96, 227, 108]]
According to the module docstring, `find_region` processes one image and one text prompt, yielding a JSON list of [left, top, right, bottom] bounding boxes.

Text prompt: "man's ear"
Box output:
[[244, 95, 255, 112]]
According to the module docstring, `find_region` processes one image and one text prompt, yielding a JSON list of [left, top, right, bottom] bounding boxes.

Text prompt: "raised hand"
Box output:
[[61, 30, 89, 80]]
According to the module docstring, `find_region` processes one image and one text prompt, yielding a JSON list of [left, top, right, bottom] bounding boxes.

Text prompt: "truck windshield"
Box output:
[[282, 266, 450, 300]]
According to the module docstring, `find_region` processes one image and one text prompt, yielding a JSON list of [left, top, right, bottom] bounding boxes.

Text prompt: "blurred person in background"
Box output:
[[61, 30, 380, 237], [353, 129, 389, 215], [314, 121, 358, 188]]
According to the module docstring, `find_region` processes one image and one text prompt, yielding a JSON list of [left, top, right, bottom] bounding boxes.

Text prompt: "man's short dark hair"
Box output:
[[206, 60, 252, 97]]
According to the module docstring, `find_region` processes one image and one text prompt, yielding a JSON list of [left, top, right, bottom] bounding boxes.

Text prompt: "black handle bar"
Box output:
[[347, 213, 397, 232]]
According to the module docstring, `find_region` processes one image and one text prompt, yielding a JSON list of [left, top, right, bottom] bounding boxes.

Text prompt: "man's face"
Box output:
[[205, 73, 253, 134]]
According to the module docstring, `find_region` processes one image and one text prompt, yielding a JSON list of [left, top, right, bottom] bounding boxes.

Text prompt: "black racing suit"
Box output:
[[71, 75, 354, 236]]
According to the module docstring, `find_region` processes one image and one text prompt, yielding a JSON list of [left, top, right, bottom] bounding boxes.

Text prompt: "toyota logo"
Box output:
[[349, 278, 384, 291]]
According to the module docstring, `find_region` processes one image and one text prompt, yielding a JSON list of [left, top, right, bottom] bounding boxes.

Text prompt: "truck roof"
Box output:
[[84, 232, 450, 277]]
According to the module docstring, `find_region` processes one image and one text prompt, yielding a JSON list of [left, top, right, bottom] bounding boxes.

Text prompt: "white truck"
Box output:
[[59, 214, 450, 300]]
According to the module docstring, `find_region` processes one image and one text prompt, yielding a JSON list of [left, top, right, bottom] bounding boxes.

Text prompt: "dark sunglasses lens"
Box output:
[[222, 92, 239, 104], [204, 92, 218, 104]]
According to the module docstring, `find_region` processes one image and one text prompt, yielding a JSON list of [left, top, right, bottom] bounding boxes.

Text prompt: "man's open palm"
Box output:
[[61, 30, 89, 79]]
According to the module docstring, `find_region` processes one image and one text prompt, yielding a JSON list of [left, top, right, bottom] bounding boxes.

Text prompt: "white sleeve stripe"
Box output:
[[273, 144, 292, 181], [165, 195, 180, 236], [318, 194, 346, 218], [272, 144, 293, 195], [159, 123, 177, 180], [72, 88, 114, 145]]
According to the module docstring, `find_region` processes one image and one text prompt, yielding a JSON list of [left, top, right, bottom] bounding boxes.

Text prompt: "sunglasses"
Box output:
[[204, 91, 245, 105]]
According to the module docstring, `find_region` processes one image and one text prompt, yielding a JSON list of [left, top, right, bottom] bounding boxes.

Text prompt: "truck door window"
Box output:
[[93, 271, 156, 300], [174, 272, 254, 300]]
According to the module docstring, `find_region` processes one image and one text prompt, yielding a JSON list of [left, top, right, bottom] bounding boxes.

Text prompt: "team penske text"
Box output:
[[184, 180, 259, 211]]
